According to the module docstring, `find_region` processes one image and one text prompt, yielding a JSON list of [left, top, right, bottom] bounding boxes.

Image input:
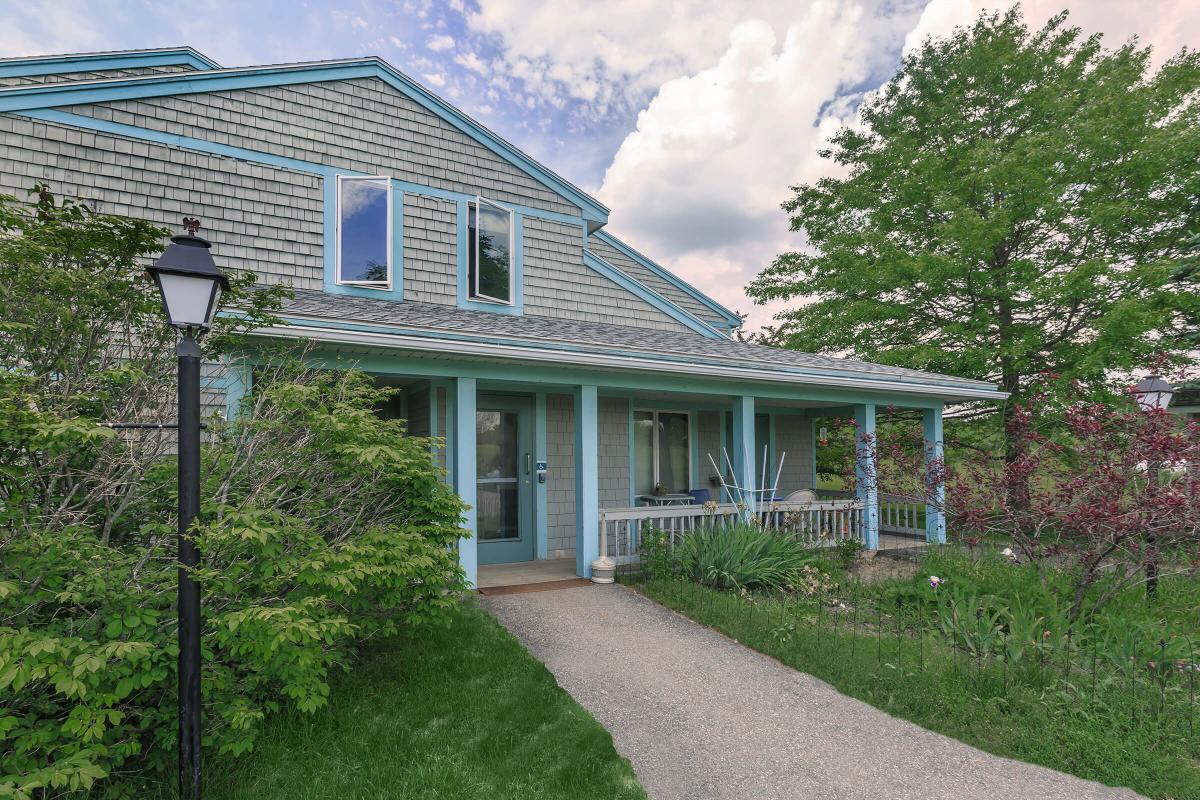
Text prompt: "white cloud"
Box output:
[[426, 33, 455, 52], [455, 51, 488, 74], [422, 72, 447, 87]]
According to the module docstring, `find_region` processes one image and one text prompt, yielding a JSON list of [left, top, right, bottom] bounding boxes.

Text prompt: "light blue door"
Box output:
[[476, 395, 535, 565]]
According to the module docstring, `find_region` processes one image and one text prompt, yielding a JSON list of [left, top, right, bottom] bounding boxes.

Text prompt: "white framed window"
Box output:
[[468, 196, 514, 304], [633, 410, 692, 495], [336, 175, 392, 289]]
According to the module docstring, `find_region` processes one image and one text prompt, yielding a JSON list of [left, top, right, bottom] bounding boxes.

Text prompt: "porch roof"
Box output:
[[258, 288, 1005, 402]]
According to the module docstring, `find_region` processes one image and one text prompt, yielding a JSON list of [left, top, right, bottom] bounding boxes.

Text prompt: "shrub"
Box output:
[[0, 189, 467, 798], [676, 524, 820, 592], [834, 537, 864, 570]]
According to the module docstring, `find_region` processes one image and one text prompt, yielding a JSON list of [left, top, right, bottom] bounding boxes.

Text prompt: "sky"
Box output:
[[1, 0, 1196, 329]]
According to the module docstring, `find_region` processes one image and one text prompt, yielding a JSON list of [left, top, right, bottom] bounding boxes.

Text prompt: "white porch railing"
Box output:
[[598, 500, 865, 564], [816, 489, 926, 537]]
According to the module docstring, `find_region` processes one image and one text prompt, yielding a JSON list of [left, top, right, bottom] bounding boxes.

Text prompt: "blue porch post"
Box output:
[[854, 403, 880, 550], [923, 405, 947, 544], [575, 384, 599, 578], [223, 360, 251, 421], [731, 395, 756, 510], [453, 377, 478, 588]]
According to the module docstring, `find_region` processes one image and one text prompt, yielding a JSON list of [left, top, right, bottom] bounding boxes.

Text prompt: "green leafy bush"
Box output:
[[676, 524, 820, 592], [0, 189, 467, 798]]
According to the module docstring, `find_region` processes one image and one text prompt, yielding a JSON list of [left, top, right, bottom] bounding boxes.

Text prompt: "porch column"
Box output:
[[223, 360, 251, 421], [574, 384, 599, 578], [453, 377, 478, 588], [731, 395, 756, 510], [854, 403, 880, 550], [923, 405, 947, 544]]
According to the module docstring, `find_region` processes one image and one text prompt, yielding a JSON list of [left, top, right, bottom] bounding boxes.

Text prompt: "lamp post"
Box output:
[[1133, 374, 1175, 599], [145, 218, 228, 800]]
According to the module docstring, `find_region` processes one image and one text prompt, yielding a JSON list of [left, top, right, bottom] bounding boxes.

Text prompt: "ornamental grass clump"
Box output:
[[676, 523, 819, 592]]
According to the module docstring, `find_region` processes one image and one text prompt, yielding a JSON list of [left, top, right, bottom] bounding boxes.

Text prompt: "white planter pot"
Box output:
[[590, 556, 616, 584]]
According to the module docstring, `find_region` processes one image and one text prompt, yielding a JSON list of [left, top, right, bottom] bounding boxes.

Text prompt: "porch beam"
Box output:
[[923, 405, 947, 544], [854, 403, 880, 549], [731, 395, 756, 509], [453, 377, 478, 588], [574, 384, 600, 578]]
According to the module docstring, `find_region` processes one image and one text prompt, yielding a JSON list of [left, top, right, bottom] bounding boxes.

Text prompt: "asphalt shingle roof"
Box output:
[[271, 289, 998, 394]]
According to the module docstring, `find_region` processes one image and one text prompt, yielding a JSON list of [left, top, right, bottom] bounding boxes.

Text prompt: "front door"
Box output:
[[476, 395, 535, 564]]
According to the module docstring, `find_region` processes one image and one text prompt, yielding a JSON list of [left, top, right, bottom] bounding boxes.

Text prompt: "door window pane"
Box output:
[[633, 411, 655, 495], [477, 411, 517, 478], [633, 411, 691, 496], [658, 412, 690, 493], [477, 482, 519, 540]]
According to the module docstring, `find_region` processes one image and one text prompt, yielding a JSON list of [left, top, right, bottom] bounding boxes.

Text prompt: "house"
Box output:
[[0, 47, 1006, 586]]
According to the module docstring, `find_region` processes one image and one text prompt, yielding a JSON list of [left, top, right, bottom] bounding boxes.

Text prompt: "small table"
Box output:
[[635, 493, 694, 506]]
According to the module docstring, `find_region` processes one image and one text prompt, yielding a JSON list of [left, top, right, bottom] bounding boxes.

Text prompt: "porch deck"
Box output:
[[477, 559, 578, 589]]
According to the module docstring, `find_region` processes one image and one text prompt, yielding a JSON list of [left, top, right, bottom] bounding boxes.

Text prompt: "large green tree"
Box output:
[[748, 8, 1200, 433]]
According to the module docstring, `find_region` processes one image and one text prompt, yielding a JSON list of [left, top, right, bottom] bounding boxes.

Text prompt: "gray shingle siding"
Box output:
[[775, 415, 814, 493], [524, 217, 691, 331], [0, 115, 324, 289], [546, 393, 575, 558], [587, 233, 728, 329], [599, 396, 630, 508], [0, 63, 199, 88], [402, 194, 457, 305], [62, 77, 578, 216]]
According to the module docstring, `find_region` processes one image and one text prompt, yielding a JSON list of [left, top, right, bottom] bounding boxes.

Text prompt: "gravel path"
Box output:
[[481, 584, 1144, 800]]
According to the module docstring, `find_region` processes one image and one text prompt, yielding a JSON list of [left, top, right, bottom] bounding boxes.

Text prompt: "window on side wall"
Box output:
[[336, 176, 391, 289], [468, 197, 513, 304], [634, 410, 692, 496]]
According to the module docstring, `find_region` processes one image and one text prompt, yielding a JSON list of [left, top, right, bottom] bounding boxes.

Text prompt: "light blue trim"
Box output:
[[322, 176, 406, 301], [810, 417, 819, 490], [592, 230, 741, 328], [855, 403, 880, 550], [583, 250, 723, 339], [455, 200, 524, 315], [627, 399, 637, 506], [0, 58, 609, 224], [453, 377, 478, 588], [923, 405, 946, 544], [732, 396, 756, 510], [574, 384, 600, 578], [535, 391, 549, 559], [0, 48, 220, 78], [223, 360, 251, 420]]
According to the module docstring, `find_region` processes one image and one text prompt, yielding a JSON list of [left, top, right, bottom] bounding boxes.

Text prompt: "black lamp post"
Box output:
[[145, 218, 228, 800], [1133, 374, 1175, 599]]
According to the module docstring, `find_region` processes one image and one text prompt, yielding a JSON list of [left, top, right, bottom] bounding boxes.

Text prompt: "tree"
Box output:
[[948, 382, 1200, 623], [748, 8, 1200, 456]]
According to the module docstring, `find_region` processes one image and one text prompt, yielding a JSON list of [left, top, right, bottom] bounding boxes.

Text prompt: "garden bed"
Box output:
[[627, 545, 1200, 800]]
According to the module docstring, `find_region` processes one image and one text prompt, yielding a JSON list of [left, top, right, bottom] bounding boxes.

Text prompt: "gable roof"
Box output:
[[264, 289, 1005, 402], [589, 231, 742, 328], [0, 54, 609, 227], [0, 47, 220, 79]]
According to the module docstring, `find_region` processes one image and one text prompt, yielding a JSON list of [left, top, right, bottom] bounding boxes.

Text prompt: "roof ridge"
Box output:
[[0, 46, 220, 69]]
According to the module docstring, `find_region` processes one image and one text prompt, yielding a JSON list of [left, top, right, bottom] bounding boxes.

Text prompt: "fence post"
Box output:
[[855, 403, 880, 550], [923, 405, 946, 544]]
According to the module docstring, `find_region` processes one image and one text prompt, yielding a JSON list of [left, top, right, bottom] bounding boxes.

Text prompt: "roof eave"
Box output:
[[249, 319, 1006, 403]]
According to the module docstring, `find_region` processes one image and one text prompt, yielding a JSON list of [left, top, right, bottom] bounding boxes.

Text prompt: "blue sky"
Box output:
[[1, 0, 1192, 327]]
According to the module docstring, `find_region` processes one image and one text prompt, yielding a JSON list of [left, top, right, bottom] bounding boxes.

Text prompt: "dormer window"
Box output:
[[468, 197, 513, 304], [336, 176, 392, 289]]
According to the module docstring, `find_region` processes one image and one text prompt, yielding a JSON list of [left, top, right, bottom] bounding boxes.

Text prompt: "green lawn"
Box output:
[[135, 602, 644, 800], [633, 551, 1200, 800]]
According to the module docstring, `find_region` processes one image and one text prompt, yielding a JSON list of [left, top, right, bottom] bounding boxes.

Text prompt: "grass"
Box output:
[[134, 602, 645, 800], [631, 549, 1200, 800]]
